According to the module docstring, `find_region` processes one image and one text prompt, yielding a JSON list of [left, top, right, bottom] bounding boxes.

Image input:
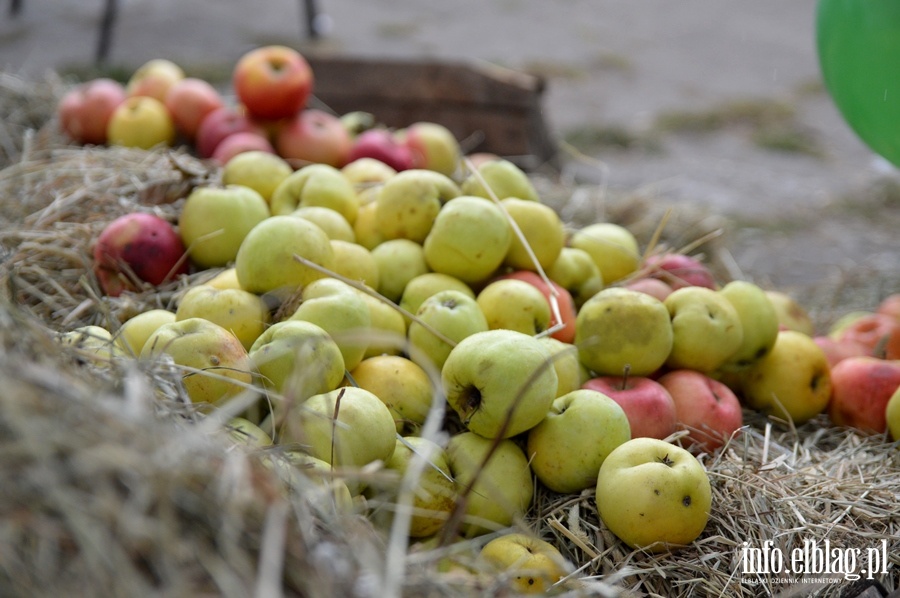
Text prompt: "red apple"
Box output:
[[497, 270, 577, 344], [164, 77, 225, 141], [346, 128, 414, 171], [210, 131, 275, 165], [232, 45, 313, 121], [195, 106, 267, 159], [827, 356, 900, 433], [92, 212, 189, 297], [836, 313, 900, 360], [57, 78, 127, 145], [644, 252, 717, 290], [582, 375, 677, 440], [623, 277, 674, 302], [813, 335, 868, 369], [275, 108, 353, 167], [656, 369, 743, 452], [876, 293, 900, 322]]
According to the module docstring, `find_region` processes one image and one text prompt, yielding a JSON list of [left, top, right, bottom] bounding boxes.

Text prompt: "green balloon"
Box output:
[[817, 0, 900, 167]]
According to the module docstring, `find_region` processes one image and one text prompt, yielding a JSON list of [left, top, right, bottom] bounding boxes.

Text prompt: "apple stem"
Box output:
[[620, 364, 631, 391]]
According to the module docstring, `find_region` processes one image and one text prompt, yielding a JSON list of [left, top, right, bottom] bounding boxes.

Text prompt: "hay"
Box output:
[[0, 73, 898, 598]]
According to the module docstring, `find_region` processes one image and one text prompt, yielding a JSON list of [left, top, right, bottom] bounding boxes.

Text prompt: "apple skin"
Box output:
[[270, 162, 359, 225], [58, 78, 126, 145], [741, 330, 832, 424], [115, 308, 176, 356], [106, 96, 175, 149], [442, 329, 558, 440], [232, 45, 313, 121], [93, 212, 189, 297], [292, 207, 357, 244], [886, 385, 900, 441], [375, 169, 461, 243], [126, 58, 185, 103], [195, 106, 268, 159], [835, 313, 900, 360], [479, 533, 570, 594], [210, 131, 276, 165], [813, 335, 868, 369], [346, 128, 414, 172], [460, 158, 540, 202], [221, 150, 293, 205], [664, 286, 744, 373], [656, 369, 743, 453], [527, 388, 631, 494], [765, 290, 815, 336], [163, 77, 225, 141], [500, 197, 566, 271], [476, 278, 551, 336], [399, 121, 462, 178], [827, 356, 900, 434], [407, 289, 489, 373], [570, 222, 641, 284], [348, 355, 434, 433], [399, 272, 475, 319], [546, 246, 605, 308], [582, 376, 677, 440], [497, 270, 577, 344], [624, 277, 674, 302], [275, 108, 353, 168], [370, 238, 430, 303], [596, 437, 712, 552], [175, 284, 271, 351], [644, 252, 717, 290], [539, 336, 590, 397], [717, 280, 780, 372]]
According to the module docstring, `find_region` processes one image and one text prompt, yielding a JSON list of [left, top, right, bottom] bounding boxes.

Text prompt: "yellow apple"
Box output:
[[270, 163, 359, 224], [204, 267, 241, 290], [272, 450, 355, 516], [370, 238, 429, 303], [226, 416, 272, 448], [500, 197, 565, 271], [547, 246, 605, 307], [886, 385, 900, 441], [115, 308, 176, 356], [349, 355, 435, 433], [476, 278, 551, 336], [221, 150, 293, 205], [106, 95, 175, 149], [329, 240, 379, 289], [570, 222, 641, 284], [375, 169, 460, 243], [291, 205, 356, 242], [479, 533, 570, 594], [538, 336, 589, 397], [596, 437, 711, 552], [359, 291, 407, 358], [175, 284, 271, 351], [400, 121, 462, 177], [352, 200, 385, 250], [765, 290, 815, 336], [59, 325, 124, 364], [460, 158, 539, 202], [718, 280, 780, 371], [407, 289, 489, 373], [665, 286, 744, 373], [398, 272, 475, 320], [341, 156, 397, 187]]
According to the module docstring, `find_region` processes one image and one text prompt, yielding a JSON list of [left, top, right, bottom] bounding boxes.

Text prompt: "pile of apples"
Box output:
[[56, 45, 900, 589]]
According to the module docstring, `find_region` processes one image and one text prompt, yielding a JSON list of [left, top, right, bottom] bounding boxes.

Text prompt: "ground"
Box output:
[[1, 0, 897, 322]]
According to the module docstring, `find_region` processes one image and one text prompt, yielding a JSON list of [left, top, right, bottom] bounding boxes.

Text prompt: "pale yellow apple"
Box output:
[[399, 272, 475, 321], [270, 163, 359, 224], [384, 436, 457, 538], [476, 278, 551, 335], [226, 416, 272, 448], [547, 246, 605, 307], [718, 280, 780, 371], [352, 200, 385, 250], [349, 355, 435, 433], [272, 451, 355, 516], [221, 150, 293, 205], [341, 156, 397, 186], [570, 222, 641, 284], [115, 309, 176, 356], [106, 96, 175, 149], [178, 184, 271, 269], [359, 291, 407, 358], [400, 121, 462, 177], [741, 330, 832, 424], [291, 205, 356, 242], [370, 238, 429, 302], [460, 158, 540, 202], [140, 317, 254, 405], [234, 215, 334, 297], [375, 169, 460, 243], [500, 197, 565, 271], [204, 267, 241, 290], [538, 336, 589, 397], [886, 385, 900, 441], [596, 437, 711, 552], [479, 533, 570, 594], [60, 325, 124, 364], [765, 290, 815, 336], [175, 284, 271, 350], [407, 289, 488, 373], [329, 240, 379, 289], [665, 286, 744, 373]]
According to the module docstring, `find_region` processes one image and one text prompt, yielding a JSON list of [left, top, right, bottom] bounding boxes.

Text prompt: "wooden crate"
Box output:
[[305, 55, 558, 169]]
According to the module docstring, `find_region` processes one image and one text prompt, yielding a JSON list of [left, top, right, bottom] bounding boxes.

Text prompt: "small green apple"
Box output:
[[384, 436, 457, 538], [273, 450, 355, 516], [370, 238, 430, 303], [538, 336, 590, 397], [596, 437, 711, 552], [442, 329, 558, 439], [479, 533, 570, 595], [341, 156, 397, 187], [570, 222, 641, 284], [270, 163, 359, 225], [547, 246, 605, 307], [400, 121, 462, 177], [718, 280, 780, 371], [500, 197, 565, 271], [359, 291, 407, 358], [575, 288, 673, 377], [460, 158, 539, 202], [352, 200, 385, 250], [375, 169, 460, 243], [329, 240, 380, 289], [226, 416, 273, 448], [886, 385, 900, 441], [291, 205, 356, 243], [407, 289, 489, 372], [527, 389, 631, 494], [424, 196, 512, 285], [115, 308, 176, 356], [476, 278, 551, 335], [59, 325, 125, 364], [399, 272, 475, 319], [175, 284, 271, 351], [221, 150, 293, 205], [665, 286, 744, 373]]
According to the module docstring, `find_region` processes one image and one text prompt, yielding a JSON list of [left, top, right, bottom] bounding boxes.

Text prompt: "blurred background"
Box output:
[[2, 0, 897, 301]]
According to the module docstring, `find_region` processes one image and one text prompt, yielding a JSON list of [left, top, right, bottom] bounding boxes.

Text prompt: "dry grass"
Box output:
[[0, 71, 897, 598]]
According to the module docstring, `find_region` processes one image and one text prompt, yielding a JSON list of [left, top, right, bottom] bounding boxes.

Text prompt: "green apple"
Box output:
[[221, 150, 293, 205], [476, 278, 551, 335], [226, 416, 272, 448], [538, 336, 589, 397], [291, 205, 356, 243], [234, 215, 334, 297], [400, 121, 462, 177], [178, 184, 271, 269], [115, 308, 176, 356], [248, 319, 345, 401], [175, 284, 271, 351], [140, 317, 254, 406], [375, 169, 460, 243], [279, 386, 397, 469], [527, 389, 631, 494], [270, 163, 359, 225], [289, 278, 371, 370], [500, 197, 565, 271], [424, 196, 512, 285], [329, 240, 379, 289], [370, 238, 429, 303], [765, 290, 815, 336], [575, 288, 673, 377], [399, 272, 475, 320], [570, 222, 641, 284], [665, 287, 744, 373], [204, 267, 241, 290], [349, 355, 435, 433], [359, 291, 407, 358], [341, 156, 397, 187], [442, 329, 558, 439], [718, 280, 780, 371], [460, 158, 539, 202], [479, 533, 570, 594], [273, 450, 355, 516], [741, 330, 832, 424], [59, 325, 125, 364], [384, 436, 457, 538], [547, 246, 605, 307], [407, 290, 489, 373], [352, 200, 385, 250], [596, 437, 711, 552], [886, 385, 900, 441]]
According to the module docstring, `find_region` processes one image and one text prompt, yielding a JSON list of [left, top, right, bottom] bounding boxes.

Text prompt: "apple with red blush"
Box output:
[[656, 369, 743, 452], [232, 45, 313, 121], [275, 108, 353, 168], [346, 128, 414, 172], [195, 106, 267, 159], [496, 270, 577, 344], [827, 356, 900, 434], [164, 77, 225, 141], [876, 293, 900, 322], [624, 277, 674, 302], [92, 212, 189, 297], [210, 131, 275, 165], [644, 252, 717, 290], [582, 372, 677, 440], [57, 78, 127, 145], [835, 313, 900, 360], [813, 335, 868, 369]]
